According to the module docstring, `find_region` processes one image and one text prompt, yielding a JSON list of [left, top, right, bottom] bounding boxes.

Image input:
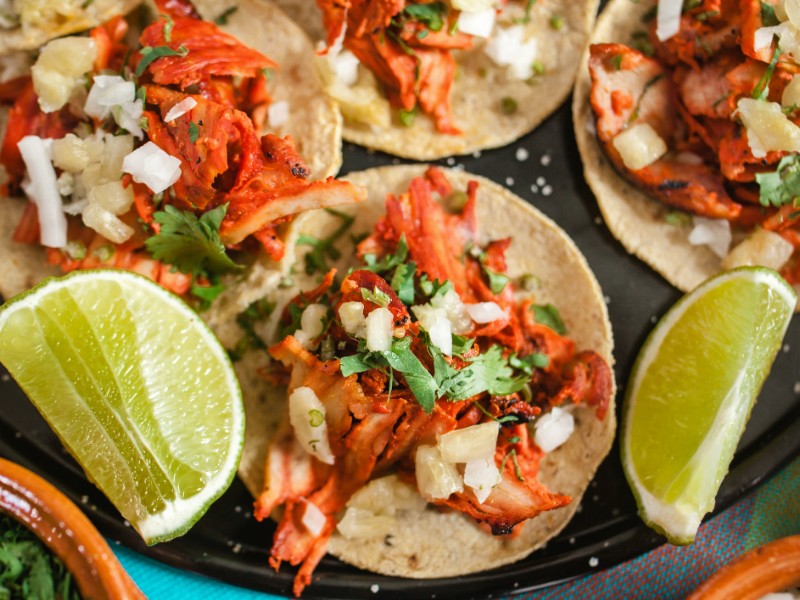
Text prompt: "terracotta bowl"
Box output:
[[0, 457, 145, 599], [686, 535, 800, 600]]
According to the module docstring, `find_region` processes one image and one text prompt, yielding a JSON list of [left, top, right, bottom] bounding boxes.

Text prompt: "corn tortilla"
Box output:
[[235, 165, 617, 578]]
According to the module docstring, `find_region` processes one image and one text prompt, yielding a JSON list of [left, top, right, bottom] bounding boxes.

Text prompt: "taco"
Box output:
[[0, 0, 141, 54], [232, 165, 616, 595], [573, 0, 800, 307], [271, 0, 600, 160], [0, 0, 360, 310]]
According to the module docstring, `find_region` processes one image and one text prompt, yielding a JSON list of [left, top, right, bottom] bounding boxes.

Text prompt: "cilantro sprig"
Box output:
[[755, 155, 800, 207], [136, 44, 189, 77], [145, 204, 243, 277], [297, 208, 355, 274]]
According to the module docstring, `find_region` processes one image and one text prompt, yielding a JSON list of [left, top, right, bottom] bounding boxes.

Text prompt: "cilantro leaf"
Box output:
[[483, 265, 510, 294], [361, 287, 391, 307], [451, 334, 475, 355], [146, 204, 243, 277], [509, 352, 550, 374], [136, 44, 189, 77], [214, 5, 238, 25], [298, 208, 354, 274], [532, 303, 567, 334], [401, 2, 447, 31], [363, 235, 410, 274], [442, 345, 529, 400], [381, 337, 439, 413], [391, 261, 417, 305], [340, 353, 376, 377], [761, 0, 780, 26], [752, 44, 781, 100], [755, 155, 800, 207], [191, 281, 226, 311]]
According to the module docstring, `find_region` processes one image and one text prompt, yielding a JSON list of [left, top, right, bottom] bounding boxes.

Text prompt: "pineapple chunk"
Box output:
[[31, 36, 96, 113]]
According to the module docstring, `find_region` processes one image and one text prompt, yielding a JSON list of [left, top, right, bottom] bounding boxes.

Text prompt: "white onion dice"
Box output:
[[366, 307, 393, 352], [121, 142, 181, 194], [534, 407, 575, 452], [464, 456, 502, 503]]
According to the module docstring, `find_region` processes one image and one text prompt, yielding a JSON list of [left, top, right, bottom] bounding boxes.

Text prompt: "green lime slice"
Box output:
[[0, 270, 244, 544], [622, 267, 796, 544]]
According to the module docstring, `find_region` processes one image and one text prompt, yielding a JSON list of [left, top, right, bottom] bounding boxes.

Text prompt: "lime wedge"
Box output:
[[622, 267, 796, 544], [0, 270, 244, 544]]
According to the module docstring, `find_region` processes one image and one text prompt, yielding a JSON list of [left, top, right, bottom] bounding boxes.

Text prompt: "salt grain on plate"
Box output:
[[794, 382, 800, 394], [506, 177, 514, 186], [536, 176, 545, 186], [232, 543, 242, 554], [531, 184, 539, 193], [515, 147, 529, 161], [783, 344, 791, 353], [540, 153, 552, 166], [589, 557, 599, 567], [371, 584, 380, 593], [542, 184, 553, 196], [446, 157, 456, 166]]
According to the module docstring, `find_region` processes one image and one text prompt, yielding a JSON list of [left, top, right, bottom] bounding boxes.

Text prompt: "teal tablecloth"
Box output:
[[113, 456, 800, 599]]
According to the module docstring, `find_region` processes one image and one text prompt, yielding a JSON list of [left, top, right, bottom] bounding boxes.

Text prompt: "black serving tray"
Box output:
[[2, 97, 799, 599]]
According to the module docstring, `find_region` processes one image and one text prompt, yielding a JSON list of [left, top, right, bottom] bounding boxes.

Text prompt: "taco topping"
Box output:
[[316, 0, 547, 133], [254, 167, 613, 596], [0, 0, 364, 302], [587, 1, 800, 291]]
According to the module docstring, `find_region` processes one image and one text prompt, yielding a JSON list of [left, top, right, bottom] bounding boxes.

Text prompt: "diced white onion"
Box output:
[[464, 456, 502, 504], [85, 75, 135, 119], [430, 288, 472, 334], [336, 507, 395, 539], [656, 0, 682, 42], [438, 421, 500, 463], [365, 307, 393, 352], [783, 75, 800, 108], [113, 100, 144, 139], [81, 202, 134, 244], [329, 49, 360, 87], [339, 301, 367, 338], [612, 123, 668, 170], [457, 8, 496, 38], [738, 98, 800, 158], [288, 386, 334, 465], [534, 407, 575, 452], [452, 0, 494, 11], [121, 141, 181, 194], [428, 313, 453, 356], [56, 172, 74, 197], [31, 37, 96, 113], [300, 500, 327, 536], [18, 136, 66, 248], [268, 101, 290, 128], [754, 24, 786, 51], [415, 444, 463, 500], [164, 97, 198, 123], [294, 303, 328, 350], [721, 228, 794, 271], [688, 216, 732, 258], [88, 180, 134, 215], [465, 302, 506, 324], [63, 198, 88, 216], [484, 25, 538, 80]]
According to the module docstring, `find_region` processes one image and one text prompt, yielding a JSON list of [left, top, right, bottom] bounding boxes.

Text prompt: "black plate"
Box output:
[[2, 99, 799, 600]]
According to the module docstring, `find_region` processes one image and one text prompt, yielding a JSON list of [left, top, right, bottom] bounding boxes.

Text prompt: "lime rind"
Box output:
[[0, 269, 245, 545], [621, 267, 796, 544]]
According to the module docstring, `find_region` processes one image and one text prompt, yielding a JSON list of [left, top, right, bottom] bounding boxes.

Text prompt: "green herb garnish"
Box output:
[[136, 44, 189, 77], [532, 303, 567, 334], [145, 204, 243, 277], [214, 6, 239, 25], [297, 208, 355, 274], [755, 155, 800, 207]]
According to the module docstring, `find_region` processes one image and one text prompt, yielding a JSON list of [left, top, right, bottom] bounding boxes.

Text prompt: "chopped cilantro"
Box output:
[[500, 97, 518, 115], [531, 60, 546, 75], [398, 107, 417, 127], [451, 334, 475, 355], [214, 5, 239, 25], [191, 281, 226, 311], [755, 155, 800, 207], [509, 352, 550, 373], [64, 240, 86, 260], [361, 287, 391, 307], [761, 1, 780, 26], [665, 211, 692, 226], [683, 0, 702, 10], [92, 244, 115, 261], [752, 44, 781, 100], [549, 13, 564, 30], [0, 513, 82, 600], [188, 121, 200, 143], [641, 5, 657, 22], [390, 261, 417, 305], [532, 303, 567, 334], [136, 44, 189, 77], [279, 303, 305, 340], [401, 2, 447, 32], [145, 204, 243, 277], [610, 54, 623, 70], [474, 400, 519, 424], [161, 14, 174, 42], [631, 30, 654, 56], [297, 208, 355, 274], [514, 0, 537, 24], [481, 262, 510, 294]]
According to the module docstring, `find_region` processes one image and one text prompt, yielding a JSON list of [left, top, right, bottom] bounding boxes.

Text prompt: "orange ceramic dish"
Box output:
[[0, 457, 145, 599], [687, 535, 800, 600]]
